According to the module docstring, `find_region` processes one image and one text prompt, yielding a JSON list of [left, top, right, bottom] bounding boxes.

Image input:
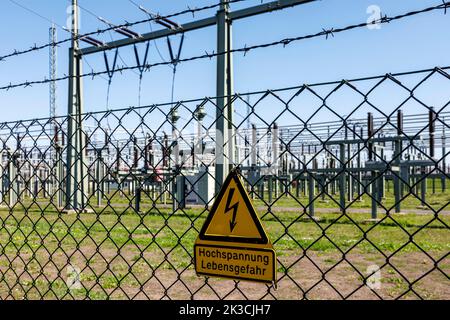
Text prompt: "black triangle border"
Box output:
[[198, 170, 269, 244]]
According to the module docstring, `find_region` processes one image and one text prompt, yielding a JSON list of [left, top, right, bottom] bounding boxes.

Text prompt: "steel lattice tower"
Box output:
[[49, 24, 57, 128]]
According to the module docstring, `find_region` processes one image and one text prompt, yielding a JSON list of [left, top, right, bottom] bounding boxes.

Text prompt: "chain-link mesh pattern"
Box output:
[[0, 66, 449, 300]]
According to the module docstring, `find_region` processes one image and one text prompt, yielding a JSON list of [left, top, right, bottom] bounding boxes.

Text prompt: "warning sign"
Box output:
[[194, 170, 276, 283], [194, 244, 275, 283]]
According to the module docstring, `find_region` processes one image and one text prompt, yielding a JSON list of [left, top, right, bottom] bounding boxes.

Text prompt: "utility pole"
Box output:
[[65, 0, 88, 212], [216, 0, 234, 192]]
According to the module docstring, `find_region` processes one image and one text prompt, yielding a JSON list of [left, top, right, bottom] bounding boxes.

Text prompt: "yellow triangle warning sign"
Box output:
[[194, 170, 276, 284], [198, 170, 269, 244]]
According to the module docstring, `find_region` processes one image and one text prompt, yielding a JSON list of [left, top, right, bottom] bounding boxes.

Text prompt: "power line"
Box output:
[[1, 1, 448, 92], [126, 0, 175, 67], [74, 0, 154, 137], [73, 0, 142, 78], [7, 0, 73, 36], [124, 0, 184, 108], [0, 0, 249, 63], [127, 0, 142, 9], [4, 65, 450, 124], [8, 0, 56, 26]]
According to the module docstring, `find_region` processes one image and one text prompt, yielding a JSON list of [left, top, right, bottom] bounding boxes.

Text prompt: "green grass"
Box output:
[[19, 178, 450, 213], [250, 181, 450, 211], [0, 187, 449, 299], [1, 206, 448, 254]]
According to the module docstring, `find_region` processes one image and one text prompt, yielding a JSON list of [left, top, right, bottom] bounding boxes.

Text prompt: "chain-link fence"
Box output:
[[0, 66, 449, 300]]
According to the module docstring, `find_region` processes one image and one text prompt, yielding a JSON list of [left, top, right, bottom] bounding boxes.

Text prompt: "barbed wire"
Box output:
[[0, 62, 448, 300], [0, 0, 249, 63], [2, 64, 448, 126], [0, 1, 448, 92]]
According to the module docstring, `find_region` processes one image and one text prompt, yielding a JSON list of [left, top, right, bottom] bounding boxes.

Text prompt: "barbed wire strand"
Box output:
[[3, 64, 448, 125], [1, 1, 448, 92], [0, 0, 250, 63]]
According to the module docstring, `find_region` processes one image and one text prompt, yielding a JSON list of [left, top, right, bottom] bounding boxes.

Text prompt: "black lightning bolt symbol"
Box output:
[[225, 188, 239, 232]]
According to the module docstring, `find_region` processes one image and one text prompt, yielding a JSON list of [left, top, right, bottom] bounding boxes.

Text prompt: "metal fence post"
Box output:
[[339, 143, 346, 212], [96, 149, 103, 207], [371, 171, 378, 220], [215, 0, 234, 192], [442, 120, 447, 192], [8, 150, 18, 207], [56, 144, 64, 209], [65, 0, 88, 213], [308, 172, 315, 218], [394, 110, 403, 213], [0, 150, 3, 205]]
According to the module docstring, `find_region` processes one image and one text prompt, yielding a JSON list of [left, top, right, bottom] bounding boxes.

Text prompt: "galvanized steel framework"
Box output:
[[0, 0, 448, 300], [66, 0, 88, 212], [67, 0, 316, 204], [0, 64, 449, 299]]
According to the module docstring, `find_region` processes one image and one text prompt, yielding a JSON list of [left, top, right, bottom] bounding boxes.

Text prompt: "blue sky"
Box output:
[[0, 0, 449, 124]]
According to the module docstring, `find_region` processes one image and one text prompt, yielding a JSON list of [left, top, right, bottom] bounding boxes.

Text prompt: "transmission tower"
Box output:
[[49, 24, 57, 127]]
